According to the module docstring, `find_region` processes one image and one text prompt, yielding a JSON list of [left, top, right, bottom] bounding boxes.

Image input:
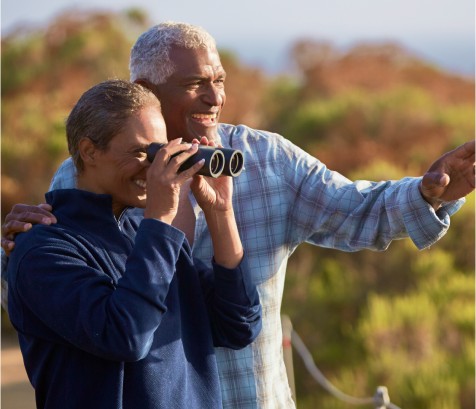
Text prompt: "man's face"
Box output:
[[154, 46, 226, 143], [86, 106, 167, 216]]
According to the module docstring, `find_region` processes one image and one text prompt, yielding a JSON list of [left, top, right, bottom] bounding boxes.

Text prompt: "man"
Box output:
[[2, 22, 475, 409]]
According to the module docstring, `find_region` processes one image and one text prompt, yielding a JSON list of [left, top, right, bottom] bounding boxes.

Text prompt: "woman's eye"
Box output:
[[135, 151, 148, 160]]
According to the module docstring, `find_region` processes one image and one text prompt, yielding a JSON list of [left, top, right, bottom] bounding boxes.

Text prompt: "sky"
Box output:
[[2, 0, 475, 76]]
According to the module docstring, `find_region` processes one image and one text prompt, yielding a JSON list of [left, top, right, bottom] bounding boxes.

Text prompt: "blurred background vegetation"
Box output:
[[1, 8, 474, 409]]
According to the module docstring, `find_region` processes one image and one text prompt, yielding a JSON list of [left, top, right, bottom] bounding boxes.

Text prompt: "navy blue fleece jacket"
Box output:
[[7, 189, 261, 409]]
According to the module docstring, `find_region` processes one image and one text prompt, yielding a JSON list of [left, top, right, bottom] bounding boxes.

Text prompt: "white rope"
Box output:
[[291, 330, 402, 409]]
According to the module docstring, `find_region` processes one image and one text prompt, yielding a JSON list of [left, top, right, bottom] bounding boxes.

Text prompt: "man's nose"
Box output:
[[202, 84, 224, 106]]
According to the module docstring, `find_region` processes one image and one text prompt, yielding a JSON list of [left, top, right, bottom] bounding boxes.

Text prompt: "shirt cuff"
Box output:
[[402, 178, 465, 250]]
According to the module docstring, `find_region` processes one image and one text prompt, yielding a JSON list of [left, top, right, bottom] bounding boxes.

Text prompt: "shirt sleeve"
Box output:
[[49, 157, 77, 190], [196, 255, 262, 350], [278, 136, 464, 251]]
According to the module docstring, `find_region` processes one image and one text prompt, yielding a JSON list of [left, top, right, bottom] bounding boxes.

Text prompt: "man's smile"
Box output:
[[191, 112, 218, 126]]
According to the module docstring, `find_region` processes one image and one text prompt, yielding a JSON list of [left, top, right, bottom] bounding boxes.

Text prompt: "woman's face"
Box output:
[[81, 106, 167, 216]]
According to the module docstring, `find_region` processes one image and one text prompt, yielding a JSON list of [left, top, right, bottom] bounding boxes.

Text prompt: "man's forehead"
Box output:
[[168, 46, 224, 75]]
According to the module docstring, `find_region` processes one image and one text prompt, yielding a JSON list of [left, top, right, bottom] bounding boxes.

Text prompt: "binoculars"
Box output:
[[146, 143, 244, 178]]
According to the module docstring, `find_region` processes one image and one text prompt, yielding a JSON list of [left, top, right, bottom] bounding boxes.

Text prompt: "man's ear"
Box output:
[[78, 138, 98, 167]]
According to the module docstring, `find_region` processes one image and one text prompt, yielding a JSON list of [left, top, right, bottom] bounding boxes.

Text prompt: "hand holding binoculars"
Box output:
[[146, 143, 244, 178]]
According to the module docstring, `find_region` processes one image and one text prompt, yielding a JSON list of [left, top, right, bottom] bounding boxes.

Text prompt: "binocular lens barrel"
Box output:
[[146, 143, 244, 178], [218, 148, 245, 177], [179, 146, 225, 178]]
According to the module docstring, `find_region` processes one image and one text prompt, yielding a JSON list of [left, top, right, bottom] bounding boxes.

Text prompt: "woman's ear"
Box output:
[[78, 138, 98, 167]]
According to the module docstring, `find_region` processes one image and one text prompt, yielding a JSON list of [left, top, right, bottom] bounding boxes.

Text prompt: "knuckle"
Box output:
[[11, 203, 24, 212], [2, 220, 13, 231], [169, 155, 182, 166]]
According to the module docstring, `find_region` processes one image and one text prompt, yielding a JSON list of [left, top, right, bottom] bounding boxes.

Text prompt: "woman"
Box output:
[[7, 79, 261, 409]]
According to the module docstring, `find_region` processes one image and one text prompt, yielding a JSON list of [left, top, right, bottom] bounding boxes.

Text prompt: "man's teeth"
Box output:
[[192, 113, 217, 120], [135, 180, 146, 188]]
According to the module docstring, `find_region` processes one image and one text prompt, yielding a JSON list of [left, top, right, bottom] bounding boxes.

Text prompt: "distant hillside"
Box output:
[[261, 39, 474, 175], [1, 9, 474, 212], [291, 40, 474, 103]]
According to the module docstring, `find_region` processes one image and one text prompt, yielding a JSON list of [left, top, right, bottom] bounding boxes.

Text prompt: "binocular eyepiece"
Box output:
[[146, 143, 244, 178]]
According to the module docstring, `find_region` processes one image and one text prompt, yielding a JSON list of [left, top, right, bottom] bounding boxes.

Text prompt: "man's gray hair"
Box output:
[[129, 21, 217, 85]]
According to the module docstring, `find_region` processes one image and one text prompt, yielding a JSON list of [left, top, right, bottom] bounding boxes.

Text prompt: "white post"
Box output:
[[281, 314, 296, 403]]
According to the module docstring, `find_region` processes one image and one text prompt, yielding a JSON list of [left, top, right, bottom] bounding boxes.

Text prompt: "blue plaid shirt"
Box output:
[[2, 123, 463, 408]]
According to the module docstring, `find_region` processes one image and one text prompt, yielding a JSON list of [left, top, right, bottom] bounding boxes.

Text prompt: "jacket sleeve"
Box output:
[[197, 255, 262, 349], [10, 219, 185, 362]]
